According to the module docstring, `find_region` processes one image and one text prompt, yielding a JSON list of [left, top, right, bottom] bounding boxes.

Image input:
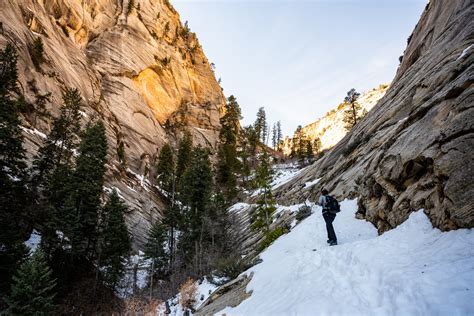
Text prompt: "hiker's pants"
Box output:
[[323, 212, 337, 242]]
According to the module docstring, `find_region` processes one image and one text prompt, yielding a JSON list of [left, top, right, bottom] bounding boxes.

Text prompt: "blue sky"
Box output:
[[172, 0, 427, 135]]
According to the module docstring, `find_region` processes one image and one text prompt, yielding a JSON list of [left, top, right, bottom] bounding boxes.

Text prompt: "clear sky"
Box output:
[[172, 0, 427, 136]]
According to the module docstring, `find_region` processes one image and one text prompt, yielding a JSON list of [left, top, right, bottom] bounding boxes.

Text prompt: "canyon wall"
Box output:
[[0, 0, 225, 248], [275, 0, 474, 233]]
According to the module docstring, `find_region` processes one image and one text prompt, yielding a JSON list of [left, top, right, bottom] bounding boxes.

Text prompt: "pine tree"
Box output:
[[0, 44, 30, 291], [6, 249, 56, 315], [239, 125, 258, 188], [305, 139, 314, 162], [291, 125, 303, 159], [31, 88, 82, 256], [276, 121, 283, 151], [313, 137, 322, 155], [179, 147, 213, 273], [252, 151, 276, 232], [144, 220, 169, 276], [216, 95, 242, 201], [176, 131, 193, 187], [271, 123, 277, 149], [156, 143, 175, 196], [65, 120, 108, 260], [254, 107, 267, 144], [161, 203, 182, 270], [342, 88, 362, 131], [99, 190, 131, 288]]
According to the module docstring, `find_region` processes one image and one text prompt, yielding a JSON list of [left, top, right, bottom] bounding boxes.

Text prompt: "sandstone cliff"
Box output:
[[275, 0, 474, 233], [0, 0, 225, 248], [281, 84, 389, 155]]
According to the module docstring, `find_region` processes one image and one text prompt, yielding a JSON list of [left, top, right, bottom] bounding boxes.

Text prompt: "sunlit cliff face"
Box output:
[[0, 0, 225, 248], [282, 84, 389, 155]]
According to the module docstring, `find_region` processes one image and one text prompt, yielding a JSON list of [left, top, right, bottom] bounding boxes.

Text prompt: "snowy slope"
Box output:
[[221, 200, 474, 315]]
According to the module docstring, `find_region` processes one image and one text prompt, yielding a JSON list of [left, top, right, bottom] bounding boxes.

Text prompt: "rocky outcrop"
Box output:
[[0, 0, 225, 248], [275, 0, 474, 233], [195, 273, 253, 316], [281, 84, 389, 155]]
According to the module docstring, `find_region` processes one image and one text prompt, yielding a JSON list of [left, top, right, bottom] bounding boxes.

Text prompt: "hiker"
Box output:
[[318, 189, 339, 246]]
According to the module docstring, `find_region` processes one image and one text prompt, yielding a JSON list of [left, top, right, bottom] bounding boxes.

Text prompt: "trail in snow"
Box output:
[[222, 200, 474, 315]]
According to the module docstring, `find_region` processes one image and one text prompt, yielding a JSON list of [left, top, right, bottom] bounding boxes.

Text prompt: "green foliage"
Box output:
[[217, 95, 242, 201], [31, 88, 83, 252], [254, 107, 268, 144], [214, 256, 253, 285], [252, 151, 276, 232], [295, 205, 312, 222], [29, 37, 45, 69], [342, 88, 362, 131], [144, 220, 169, 276], [239, 125, 258, 188], [259, 226, 289, 251], [313, 137, 322, 155], [276, 121, 283, 151], [181, 20, 191, 37], [0, 44, 30, 291], [156, 143, 175, 195], [99, 190, 131, 288], [176, 131, 193, 186], [32, 88, 82, 187], [179, 147, 214, 272], [6, 249, 56, 315], [65, 120, 108, 259]]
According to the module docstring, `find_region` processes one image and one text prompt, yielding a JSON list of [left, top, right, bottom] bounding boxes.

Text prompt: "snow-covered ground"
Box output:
[[271, 165, 303, 190], [221, 200, 474, 315]]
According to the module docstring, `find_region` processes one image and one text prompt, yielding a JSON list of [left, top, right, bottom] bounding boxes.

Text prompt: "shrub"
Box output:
[[295, 205, 312, 222], [214, 256, 253, 284], [29, 37, 45, 68], [259, 226, 289, 251], [127, 0, 135, 13], [179, 278, 197, 311]]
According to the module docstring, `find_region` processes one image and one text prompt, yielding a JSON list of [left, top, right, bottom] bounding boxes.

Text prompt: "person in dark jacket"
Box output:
[[318, 189, 338, 246]]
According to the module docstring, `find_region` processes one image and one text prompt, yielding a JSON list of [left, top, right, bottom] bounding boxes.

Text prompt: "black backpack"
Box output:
[[325, 195, 340, 214]]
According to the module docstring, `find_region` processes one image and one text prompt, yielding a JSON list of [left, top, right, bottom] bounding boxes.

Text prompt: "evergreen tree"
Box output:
[[156, 143, 175, 196], [342, 88, 362, 131], [239, 125, 258, 188], [276, 121, 283, 151], [216, 95, 242, 201], [313, 137, 322, 155], [31, 88, 82, 257], [0, 44, 30, 291], [271, 123, 277, 149], [305, 139, 314, 162], [254, 107, 267, 144], [176, 131, 193, 186], [65, 120, 108, 260], [252, 151, 276, 232], [144, 219, 169, 276], [291, 125, 303, 159], [161, 203, 182, 270], [6, 249, 56, 315], [179, 147, 213, 273], [99, 190, 131, 288]]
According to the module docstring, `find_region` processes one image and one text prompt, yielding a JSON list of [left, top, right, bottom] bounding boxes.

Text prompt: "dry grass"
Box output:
[[179, 278, 197, 311]]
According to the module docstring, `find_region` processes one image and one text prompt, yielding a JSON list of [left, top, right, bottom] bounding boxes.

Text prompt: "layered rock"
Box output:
[[275, 0, 474, 233], [0, 0, 225, 248], [281, 84, 389, 155]]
